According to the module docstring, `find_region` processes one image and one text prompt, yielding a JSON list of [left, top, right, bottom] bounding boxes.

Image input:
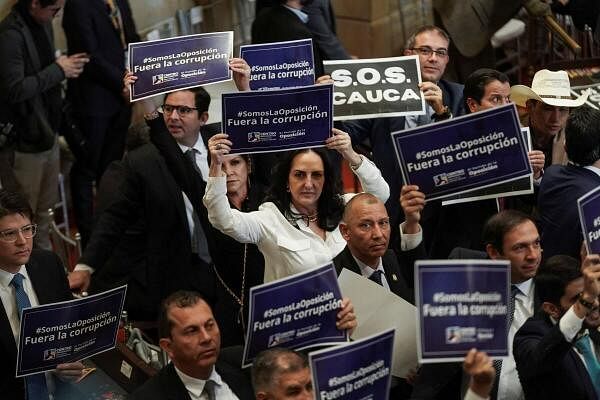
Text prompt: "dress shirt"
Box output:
[[497, 278, 534, 400], [464, 388, 489, 400], [353, 255, 390, 290], [584, 164, 600, 178], [405, 104, 434, 129], [283, 5, 309, 23], [558, 306, 599, 372], [204, 157, 389, 282], [398, 222, 422, 251], [0, 265, 40, 342], [174, 365, 239, 400]]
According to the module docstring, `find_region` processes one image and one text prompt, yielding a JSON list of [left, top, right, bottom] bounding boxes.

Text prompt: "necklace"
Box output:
[[213, 243, 247, 333]]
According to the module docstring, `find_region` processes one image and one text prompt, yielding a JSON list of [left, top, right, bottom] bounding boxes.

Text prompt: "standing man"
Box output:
[[0, 0, 88, 250], [0, 189, 83, 399], [62, 0, 140, 247]]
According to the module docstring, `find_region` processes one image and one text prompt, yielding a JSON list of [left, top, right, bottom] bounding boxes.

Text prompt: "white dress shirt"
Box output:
[[497, 279, 535, 400], [203, 157, 389, 282], [353, 256, 390, 290], [174, 366, 239, 400], [0, 265, 40, 343]]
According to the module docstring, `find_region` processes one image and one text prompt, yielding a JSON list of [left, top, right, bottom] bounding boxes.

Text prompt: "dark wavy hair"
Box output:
[[264, 148, 344, 231]]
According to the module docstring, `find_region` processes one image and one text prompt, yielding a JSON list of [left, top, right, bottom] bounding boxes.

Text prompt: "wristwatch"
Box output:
[[432, 105, 452, 121]]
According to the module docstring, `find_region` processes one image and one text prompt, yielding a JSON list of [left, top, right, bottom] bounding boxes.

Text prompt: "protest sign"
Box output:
[[392, 104, 531, 202], [222, 84, 333, 154], [243, 263, 346, 367], [129, 31, 233, 101], [416, 260, 510, 363], [240, 39, 315, 91], [442, 127, 534, 206], [571, 84, 599, 110], [578, 186, 600, 254], [323, 56, 425, 120], [309, 329, 394, 400], [17, 286, 126, 376]]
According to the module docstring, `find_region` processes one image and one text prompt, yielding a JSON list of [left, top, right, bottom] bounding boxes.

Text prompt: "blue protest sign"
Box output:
[[222, 84, 333, 154], [323, 56, 425, 120], [129, 32, 233, 101], [309, 329, 395, 400], [240, 39, 315, 91], [17, 286, 127, 376], [392, 104, 531, 202], [243, 263, 346, 367], [416, 260, 510, 363], [578, 186, 600, 254]]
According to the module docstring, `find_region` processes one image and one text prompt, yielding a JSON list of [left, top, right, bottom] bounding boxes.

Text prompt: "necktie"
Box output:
[[493, 285, 520, 377], [105, 0, 126, 49], [184, 149, 212, 264], [574, 334, 600, 397], [11, 273, 50, 400], [203, 379, 217, 400], [369, 270, 384, 286]]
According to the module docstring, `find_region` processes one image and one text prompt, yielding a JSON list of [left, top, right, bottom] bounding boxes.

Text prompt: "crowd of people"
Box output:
[[1, 0, 600, 399]]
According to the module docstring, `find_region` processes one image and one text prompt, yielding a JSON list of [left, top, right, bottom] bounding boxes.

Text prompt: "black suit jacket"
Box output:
[[62, 0, 139, 117], [0, 250, 72, 399], [333, 246, 419, 304], [514, 313, 599, 400], [129, 361, 254, 400]]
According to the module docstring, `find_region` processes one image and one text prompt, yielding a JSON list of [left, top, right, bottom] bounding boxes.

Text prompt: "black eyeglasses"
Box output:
[[0, 224, 37, 243], [410, 47, 448, 57], [160, 104, 199, 116]]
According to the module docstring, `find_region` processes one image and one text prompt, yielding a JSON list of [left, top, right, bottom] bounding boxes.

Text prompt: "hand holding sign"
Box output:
[[207, 133, 233, 176], [463, 349, 495, 399], [335, 297, 357, 335], [418, 81, 444, 114], [400, 185, 425, 234], [578, 254, 600, 318], [528, 150, 545, 179], [325, 129, 362, 167], [228, 58, 251, 92]]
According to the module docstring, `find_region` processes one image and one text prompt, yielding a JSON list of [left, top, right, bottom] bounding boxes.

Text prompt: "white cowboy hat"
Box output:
[[510, 69, 589, 108]]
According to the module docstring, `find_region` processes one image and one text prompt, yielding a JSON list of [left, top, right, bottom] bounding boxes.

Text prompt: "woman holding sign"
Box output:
[[203, 129, 389, 281]]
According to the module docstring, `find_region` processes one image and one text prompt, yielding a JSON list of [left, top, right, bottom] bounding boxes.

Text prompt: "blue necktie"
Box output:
[[11, 273, 50, 400], [574, 334, 600, 397], [369, 270, 384, 286]]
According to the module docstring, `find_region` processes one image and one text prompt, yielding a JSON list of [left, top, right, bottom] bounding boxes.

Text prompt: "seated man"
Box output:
[[252, 348, 312, 400], [0, 189, 83, 399], [131, 291, 357, 399], [537, 106, 600, 260], [514, 254, 600, 400]]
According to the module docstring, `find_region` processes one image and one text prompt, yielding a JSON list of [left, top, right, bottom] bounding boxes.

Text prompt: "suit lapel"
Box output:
[[0, 296, 17, 364], [163, 363, 193, 400], [334, 247, 362, 276]]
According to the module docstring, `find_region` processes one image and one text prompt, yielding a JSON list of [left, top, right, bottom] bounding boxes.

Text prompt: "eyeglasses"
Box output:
[[410, 47, 448, 57], [160, 104, 199, 116], [0, 224, 37, 243]]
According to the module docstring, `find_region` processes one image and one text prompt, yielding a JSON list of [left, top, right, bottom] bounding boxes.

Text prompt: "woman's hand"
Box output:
[[229, 58, 251, 92], [207, 133, 233, 176], [336, 297, 357, 336], [325, 128, 362, 167]]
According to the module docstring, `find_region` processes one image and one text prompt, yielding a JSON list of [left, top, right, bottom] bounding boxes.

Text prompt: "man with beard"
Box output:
[[514, 254, 600, 400]]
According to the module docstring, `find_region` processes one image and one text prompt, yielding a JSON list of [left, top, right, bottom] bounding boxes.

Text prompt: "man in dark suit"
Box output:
[[0, 189, 83, 399], [514, 254, 600, 400], [62, 0, 140, 247], [130, 290, 255, 399], [538, 106, 600, 260], [343, 25, 465, 258]]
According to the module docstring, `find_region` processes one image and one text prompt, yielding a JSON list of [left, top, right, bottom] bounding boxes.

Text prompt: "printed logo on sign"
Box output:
[[433, 174, 449, 187], [296, 323, 321, 337], [152, 74, 164, 85], [43, 349, 56, 360], [268, 330, 296, 347], [43, 345, 72, 360], [248, 131, 277, 143], [445, 326, 477, 344], [152, 72, 180, 85], [468, 161, 498, 177], [433, 169, 466, 187], [181, 68, 207, 79]]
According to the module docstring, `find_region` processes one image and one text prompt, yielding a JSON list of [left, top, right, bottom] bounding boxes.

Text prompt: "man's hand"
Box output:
[[418, 81, 445, 114], [574, 254, 600, 318], [68, 270, 91, 292], [54, 362, 85, 382], [316, 74, 334, 85], [229, 58, 251, 92], [56, 53, 89, 79], [528, 150, 545, 179], [400, 185, 425, 234], [336, 297, 357, 336], [463, 348, 495, 398]]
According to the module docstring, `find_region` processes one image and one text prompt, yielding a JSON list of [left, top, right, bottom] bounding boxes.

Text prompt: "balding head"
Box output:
[[252, 348, 312, 400]]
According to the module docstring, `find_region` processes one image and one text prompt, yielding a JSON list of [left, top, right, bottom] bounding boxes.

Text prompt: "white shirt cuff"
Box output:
[[74, 263, 95, 274], [559, 305, 584, 342], [399, 222, 422, 251], [464, 388, 489, 400]]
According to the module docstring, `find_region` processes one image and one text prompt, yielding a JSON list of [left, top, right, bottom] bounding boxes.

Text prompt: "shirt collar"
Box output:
[[0, 265, 28, 290], [352, 254, 384, 278], [283, 5, 309, 23], [177, 133, 204, 154], [173, 365, 222, 397], [584, 165, 600, 177], [513, 278, 533, 297]]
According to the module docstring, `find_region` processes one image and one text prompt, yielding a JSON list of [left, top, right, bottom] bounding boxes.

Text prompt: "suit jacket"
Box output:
[[0, 6, 64, 152], [81, 120, 220, 318], [333, 246, 418, 304], [252, 4, 324, 77], [514, 313, 600, 400], [129, 361, 254, 400], [433, 0, 522, 57], [538, 164, 600, 260], [343, 80, 472, 258], [304, 0, 349, 60], [62, 0, 139, 117], [0, 250, 72, 399]]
